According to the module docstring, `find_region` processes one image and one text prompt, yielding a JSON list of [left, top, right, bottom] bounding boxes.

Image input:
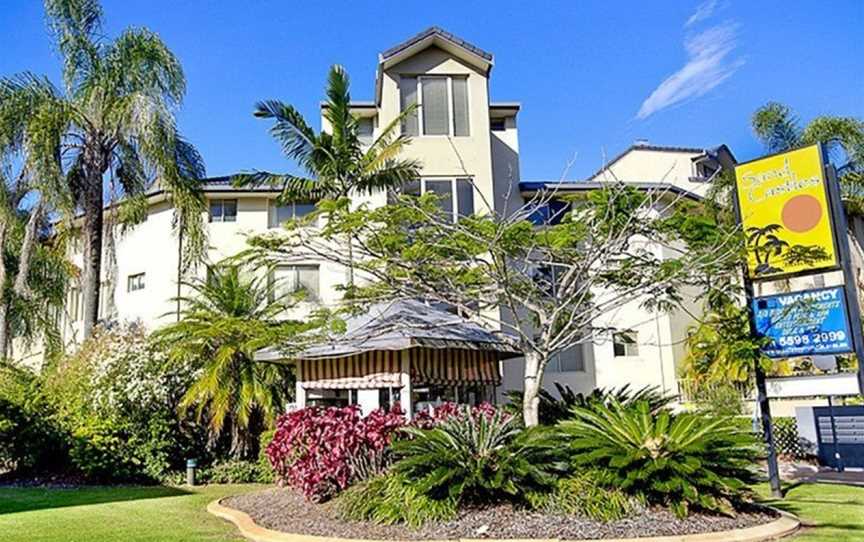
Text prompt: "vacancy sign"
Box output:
[[735, 145, 838, 279], [752, 286, 853, 358]]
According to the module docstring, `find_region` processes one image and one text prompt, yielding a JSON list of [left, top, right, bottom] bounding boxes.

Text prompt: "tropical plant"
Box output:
[[234, 65, 422, 286], [266, 405, 407, 501], [559, 399, 760, 518], [338, 471, 458, 529], [525, 470, 640, 522], [504, 384, 675, 425], [751, 102, 864, 214], [152, 264, 317, 460], [0, 0, 207, 337], [393, 409, 561, 504]]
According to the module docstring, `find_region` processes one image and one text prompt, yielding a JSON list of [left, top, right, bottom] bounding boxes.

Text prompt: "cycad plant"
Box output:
[[152, 265, 319, 459], [559, 399, 760, 518], [393, 409, 561, 504], [0, 0, 207, 337], [234, 65, 421, 286]]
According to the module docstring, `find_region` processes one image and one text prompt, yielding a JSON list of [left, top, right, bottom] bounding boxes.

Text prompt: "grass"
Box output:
[[757, 482, 864, 542], [0, 484, 265, 542], [0, 482, 860, 541]]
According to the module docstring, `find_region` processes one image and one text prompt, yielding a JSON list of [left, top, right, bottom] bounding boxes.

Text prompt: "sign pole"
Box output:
[[823, 161, 864, 396], [744, 279, 783, 498]]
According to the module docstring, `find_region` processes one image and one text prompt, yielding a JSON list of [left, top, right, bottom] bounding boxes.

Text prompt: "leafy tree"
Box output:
[[234, 65, 421, 285], [152, 264, 323, 459], [248, 184, 740, 426], [752, 102, 864, 214], [0, 0, 207, 337]]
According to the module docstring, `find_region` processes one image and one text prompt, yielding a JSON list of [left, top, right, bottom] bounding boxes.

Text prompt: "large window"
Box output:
[[209, 199, 237, 222], [400, 76, 469, 137], [612, 330, 639, 357], [398, 178, 475, 222], [269, 201, 317, 228], [270, 264, 320, 301], [548, 347, 585, 373]]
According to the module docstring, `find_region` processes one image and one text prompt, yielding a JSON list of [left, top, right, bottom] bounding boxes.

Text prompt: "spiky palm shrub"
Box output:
[[338, 472, 458, 528], [393, 409, 562, 504], [559, 399, 760, 518]]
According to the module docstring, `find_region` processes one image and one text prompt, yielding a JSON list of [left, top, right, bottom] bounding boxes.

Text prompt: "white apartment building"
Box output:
[[19, 28, 738, 410]]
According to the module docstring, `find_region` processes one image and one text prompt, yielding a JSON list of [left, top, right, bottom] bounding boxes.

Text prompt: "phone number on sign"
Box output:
[[773, 330, 847, 347]]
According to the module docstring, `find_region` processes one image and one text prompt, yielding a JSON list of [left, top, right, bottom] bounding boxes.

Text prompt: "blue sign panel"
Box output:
[[752, 286, 853, 358]]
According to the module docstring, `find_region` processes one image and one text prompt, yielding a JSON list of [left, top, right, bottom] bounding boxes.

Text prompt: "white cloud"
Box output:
[[685, 0, 719, 28], [636, 22, 744, 120]]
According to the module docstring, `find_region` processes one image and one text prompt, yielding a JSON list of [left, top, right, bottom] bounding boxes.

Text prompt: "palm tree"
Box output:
[[0, 0, 207, 338], [752, 102, 864, 214], [152, 264, 319, 459], [234, 65, 422, 286]]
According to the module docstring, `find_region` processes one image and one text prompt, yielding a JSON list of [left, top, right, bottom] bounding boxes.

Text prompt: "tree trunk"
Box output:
[[81, 168, 105, 338], [0, 218, 8, 359], [13, 200, 42, 297], [522, 349, 545, 427]]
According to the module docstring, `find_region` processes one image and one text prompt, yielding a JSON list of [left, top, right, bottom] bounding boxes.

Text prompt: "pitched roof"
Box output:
[[518, 181, 705, 202], [586, 143, 733, 182], [380, 26, 493, 62]]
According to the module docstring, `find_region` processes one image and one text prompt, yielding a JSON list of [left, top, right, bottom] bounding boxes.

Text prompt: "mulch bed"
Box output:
[[223, 488, 778, 540]]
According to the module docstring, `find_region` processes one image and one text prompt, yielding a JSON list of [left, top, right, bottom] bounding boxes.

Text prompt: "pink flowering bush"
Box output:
[[266, 405, 407, 501]]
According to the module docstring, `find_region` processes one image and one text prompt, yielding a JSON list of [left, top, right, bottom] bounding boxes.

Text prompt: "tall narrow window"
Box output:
[[421, 77, 449, 136], [452, 76, 469, 136], [357, 117, 374, 145], [425, 180, 454, 219], [456, 178, 474, 218], [400, 77, 418, 136]]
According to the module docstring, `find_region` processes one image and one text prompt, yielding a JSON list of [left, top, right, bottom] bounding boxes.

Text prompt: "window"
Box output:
[[209, 199, 237, 222], [400, 75, 470, 137], [270, 264, 320, 301], [357, 117, 374, 145], [127, 273, 145, 292], [612, 330, 639, 357], [549, 347, 585, 373], [393, 178, 475, 222], [692, 161, 719, 182], [269, 201, 317, 228], [68, 287, 82, 322], [490, 117, 506, 131]]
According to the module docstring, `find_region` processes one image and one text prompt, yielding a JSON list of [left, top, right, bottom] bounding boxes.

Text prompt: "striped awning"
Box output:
[[299, 350, 401, 390], [411, 348, 501, 386]]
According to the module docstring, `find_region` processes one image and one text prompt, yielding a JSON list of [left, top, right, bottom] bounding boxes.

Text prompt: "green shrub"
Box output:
[[394, 409, 561, 505], [559, 399, 760, 518], [257, 429, 276, 483], [201, 460, 271, 484], [526, 470, 640, 522], [338, 472, 457, 528], [0, 363, 67, 474], [504, 384, 675, 425]]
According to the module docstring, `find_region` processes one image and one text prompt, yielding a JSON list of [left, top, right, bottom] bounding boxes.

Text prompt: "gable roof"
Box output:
[[587, 143, 735, 182], [381, 26, 493, 63]]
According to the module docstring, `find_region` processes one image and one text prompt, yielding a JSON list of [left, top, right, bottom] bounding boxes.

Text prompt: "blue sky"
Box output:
[[1, 1, 862, 181]]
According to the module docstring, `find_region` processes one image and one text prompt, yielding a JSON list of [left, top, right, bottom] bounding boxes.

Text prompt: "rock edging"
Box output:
[[207, 497, 800, 542]]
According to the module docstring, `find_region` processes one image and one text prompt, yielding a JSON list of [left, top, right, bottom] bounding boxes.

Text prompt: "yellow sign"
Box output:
[[735, 145, 837, 278]]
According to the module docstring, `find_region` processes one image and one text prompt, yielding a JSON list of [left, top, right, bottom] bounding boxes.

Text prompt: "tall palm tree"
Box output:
[[234, 65, 422, 286], [752, 102, 864, 214], [0, 0, 207, 338], [152, 264, 319, 459]]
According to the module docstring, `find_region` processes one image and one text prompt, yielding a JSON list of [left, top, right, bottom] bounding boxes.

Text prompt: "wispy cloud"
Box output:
[[685, 0, 719, 28], [636, 22, 744, 120]]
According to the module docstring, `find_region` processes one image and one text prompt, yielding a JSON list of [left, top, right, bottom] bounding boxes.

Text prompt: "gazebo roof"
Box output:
[[296, 299, 521, 361]]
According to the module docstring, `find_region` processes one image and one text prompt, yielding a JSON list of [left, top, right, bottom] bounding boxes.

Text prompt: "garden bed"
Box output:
[[222, 488, 780, 540]]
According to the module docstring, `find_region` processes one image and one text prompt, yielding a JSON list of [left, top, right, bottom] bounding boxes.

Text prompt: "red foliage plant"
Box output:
[[266, 405, 407, 501], [411, 401, 500, 429]]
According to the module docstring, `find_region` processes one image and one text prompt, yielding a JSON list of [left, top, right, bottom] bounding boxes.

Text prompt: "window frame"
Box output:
[[127, 273, 146, 293], [612, 330, 639, 358], [268, 200, 318, 228], [548, 346, 586, 373], [208, 198, 238, 223], [403, 75, 471, 138], [400, 177, 475, 223]]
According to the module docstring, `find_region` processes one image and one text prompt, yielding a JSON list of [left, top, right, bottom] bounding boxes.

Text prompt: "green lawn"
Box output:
[[758, 482, 864, 542], [0, 482, 861, 541], [0, 484, 265, 542]]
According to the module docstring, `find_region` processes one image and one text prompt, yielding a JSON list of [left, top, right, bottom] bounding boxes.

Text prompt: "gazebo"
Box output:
[[272, 300, 521, 418]]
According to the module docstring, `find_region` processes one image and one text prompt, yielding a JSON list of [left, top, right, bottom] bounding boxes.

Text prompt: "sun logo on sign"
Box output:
[[781, 194, 822, 233]]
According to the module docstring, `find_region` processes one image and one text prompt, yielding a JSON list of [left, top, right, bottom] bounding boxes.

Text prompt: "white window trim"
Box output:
[[269, 264, 321, 302], [413, 75, 470, 138], [268, 200, 319, 229], [612, 330, 640, 358], [209, 198, 238, 223]]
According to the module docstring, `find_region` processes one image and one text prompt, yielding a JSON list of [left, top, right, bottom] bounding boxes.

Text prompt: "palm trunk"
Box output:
[[0, 218, 8, 359], [81, 167, 105, 338], [522, 349, 545, 427]]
